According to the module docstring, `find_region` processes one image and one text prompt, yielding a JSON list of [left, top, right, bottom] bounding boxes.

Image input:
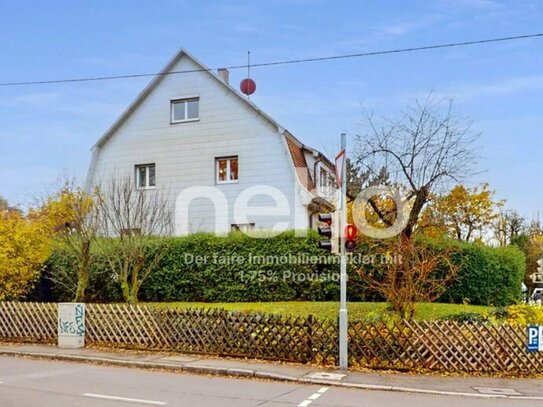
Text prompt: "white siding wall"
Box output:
[[89, 56, 309, 234]]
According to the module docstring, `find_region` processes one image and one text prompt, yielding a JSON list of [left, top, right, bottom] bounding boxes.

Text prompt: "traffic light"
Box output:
[[344, 224, 358, 253], [317, 213, 338, 254]]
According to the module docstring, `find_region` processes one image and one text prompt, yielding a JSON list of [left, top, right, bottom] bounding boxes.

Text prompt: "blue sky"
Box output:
[[0, 0, 542, 218]]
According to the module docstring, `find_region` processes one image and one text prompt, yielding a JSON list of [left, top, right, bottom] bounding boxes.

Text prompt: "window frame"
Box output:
[[317, 164, 335, 196], [135, 163, 156, 190], [215, 156, 239, 184], [170, 96, 200, 124]]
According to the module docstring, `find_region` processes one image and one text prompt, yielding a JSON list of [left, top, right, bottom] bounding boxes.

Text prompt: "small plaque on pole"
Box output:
[[58, 303, 85, 349]]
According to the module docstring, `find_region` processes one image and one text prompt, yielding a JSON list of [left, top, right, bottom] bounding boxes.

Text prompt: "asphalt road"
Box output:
[[0, 356, 539, 407]]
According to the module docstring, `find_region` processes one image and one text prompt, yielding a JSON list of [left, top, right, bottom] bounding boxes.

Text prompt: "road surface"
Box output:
[[0, 356, 539, 406]]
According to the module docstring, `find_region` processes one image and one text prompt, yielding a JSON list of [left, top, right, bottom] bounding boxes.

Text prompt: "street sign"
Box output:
[[527, 326, 543, 352], [335, 149, 346, 188]]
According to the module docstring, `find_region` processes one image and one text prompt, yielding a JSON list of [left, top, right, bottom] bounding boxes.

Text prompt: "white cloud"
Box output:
[[451, 74, 543, 99], [377, 14, 446, 37], [446, 0, 501, 9]]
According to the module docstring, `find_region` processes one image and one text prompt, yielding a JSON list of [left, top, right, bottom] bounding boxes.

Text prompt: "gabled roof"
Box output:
[[93, 48, 287, 149], [89, 48, 334, 197]]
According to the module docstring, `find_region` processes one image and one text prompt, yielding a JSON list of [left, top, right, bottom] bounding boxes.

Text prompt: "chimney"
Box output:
[[217, 68, 229, 84]]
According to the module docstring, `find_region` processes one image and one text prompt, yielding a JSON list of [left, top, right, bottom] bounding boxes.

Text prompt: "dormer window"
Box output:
[[171, 97, 199, 123]]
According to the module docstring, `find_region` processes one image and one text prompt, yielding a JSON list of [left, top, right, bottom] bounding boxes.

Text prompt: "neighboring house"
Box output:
[[85, 49, 336, 235]]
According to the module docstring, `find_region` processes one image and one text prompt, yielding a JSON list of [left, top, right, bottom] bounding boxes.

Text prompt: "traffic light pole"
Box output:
[[338, 132, 348, 370]]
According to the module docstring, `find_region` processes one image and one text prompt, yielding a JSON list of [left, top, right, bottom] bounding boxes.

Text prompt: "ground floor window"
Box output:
[[216, 156, 238, 183], [135, 164, 156, 189], [231, 223, 255, 232]]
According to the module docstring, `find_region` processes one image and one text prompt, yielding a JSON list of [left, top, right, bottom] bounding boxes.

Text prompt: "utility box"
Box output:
[[57, 303, 85, 349]]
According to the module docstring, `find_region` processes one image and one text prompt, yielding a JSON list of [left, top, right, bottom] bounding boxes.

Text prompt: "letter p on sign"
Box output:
[[527, 326, 543, 352]]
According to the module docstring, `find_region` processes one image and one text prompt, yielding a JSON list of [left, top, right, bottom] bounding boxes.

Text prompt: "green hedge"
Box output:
[[141, 231, 369, 302], [42, 232, 524, 306], [439, 241, 525, 306]]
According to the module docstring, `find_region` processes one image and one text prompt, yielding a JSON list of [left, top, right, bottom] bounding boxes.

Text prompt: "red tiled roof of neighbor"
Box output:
[[285, 135, 316, 192]]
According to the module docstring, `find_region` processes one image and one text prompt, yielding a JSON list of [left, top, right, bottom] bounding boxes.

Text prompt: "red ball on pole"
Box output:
[[240, 78, 256, 96]]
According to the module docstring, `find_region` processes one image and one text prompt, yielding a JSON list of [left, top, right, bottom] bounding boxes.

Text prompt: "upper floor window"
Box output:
[[216, 156, 238, 184], [319, 168, 328, 189], [319, 167, 335, 194], [135, 164, 156, 189], [171, 97, 199, 123]]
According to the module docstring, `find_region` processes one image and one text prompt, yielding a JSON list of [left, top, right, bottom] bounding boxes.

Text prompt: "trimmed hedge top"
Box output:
[[42, 231, 525, 306]]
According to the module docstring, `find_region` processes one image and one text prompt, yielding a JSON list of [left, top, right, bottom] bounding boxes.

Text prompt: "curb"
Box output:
[[1, 349, 541, 400]]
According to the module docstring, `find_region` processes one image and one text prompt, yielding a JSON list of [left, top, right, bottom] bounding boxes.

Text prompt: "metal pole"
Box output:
[[339, 132, 348, 370]]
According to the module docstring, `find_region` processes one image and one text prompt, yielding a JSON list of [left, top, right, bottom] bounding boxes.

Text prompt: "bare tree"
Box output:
[[36, 180, 102, 302], [356, 237, 461, 320], [95, 176, 173, 304], [494, 209, 526, 246], [354, 97, 478, 239], [52, 184, 101, 302]]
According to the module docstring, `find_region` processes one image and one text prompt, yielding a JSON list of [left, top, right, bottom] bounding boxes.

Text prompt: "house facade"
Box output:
[[85, 49, 336, 235]]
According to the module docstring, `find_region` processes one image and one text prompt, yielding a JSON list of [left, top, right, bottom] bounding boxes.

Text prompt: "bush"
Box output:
[[141, 231, 345, 302], [41, 232, 525, 305], [45, 231, 349, 303], [505, 304, 543, 325], [440, 312, 489, 324], [44, 248, 122, 303], [439, 240, 525, 306]]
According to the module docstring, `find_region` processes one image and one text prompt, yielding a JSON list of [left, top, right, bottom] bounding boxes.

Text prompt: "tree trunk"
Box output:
[[74, 240, 91, 302], [401, 186, 430, 239]]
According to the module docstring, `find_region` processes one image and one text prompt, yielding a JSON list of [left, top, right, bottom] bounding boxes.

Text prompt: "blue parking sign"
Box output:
[[527, 326, 542, 352]]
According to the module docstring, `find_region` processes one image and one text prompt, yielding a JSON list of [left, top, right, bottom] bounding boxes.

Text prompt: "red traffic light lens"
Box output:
[[345, 224, 358, 240]]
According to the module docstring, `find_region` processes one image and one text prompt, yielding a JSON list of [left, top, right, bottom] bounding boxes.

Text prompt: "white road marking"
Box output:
[[298, 387, 329, 407], [83, 393, 167, 405]]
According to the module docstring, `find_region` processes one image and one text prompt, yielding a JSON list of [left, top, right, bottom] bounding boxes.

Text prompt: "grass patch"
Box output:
[[146, 301, 494, 321]]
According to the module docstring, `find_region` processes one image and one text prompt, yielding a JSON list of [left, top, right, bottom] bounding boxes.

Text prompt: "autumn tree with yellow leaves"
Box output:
[[420, 183, 503, 242], [0, 185, 100, 301], [0, 200, 53, 300], [43, 183, 100, 302]]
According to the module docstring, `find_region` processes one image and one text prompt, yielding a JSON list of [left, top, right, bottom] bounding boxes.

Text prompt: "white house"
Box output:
[[85, 49, 336, 235]]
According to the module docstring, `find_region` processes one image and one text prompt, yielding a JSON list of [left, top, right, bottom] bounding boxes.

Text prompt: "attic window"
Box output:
[[171, 97, 199, 123]]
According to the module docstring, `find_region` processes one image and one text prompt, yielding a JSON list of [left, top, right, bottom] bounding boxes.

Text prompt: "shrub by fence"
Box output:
[[41, 233, 525, 306], [1, 302, 542, 374], [440, 241, 525, 306]]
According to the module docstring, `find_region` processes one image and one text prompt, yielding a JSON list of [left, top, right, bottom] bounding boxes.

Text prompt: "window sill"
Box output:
[[171, 118, 200, 124], [216, 180, 239, 185]]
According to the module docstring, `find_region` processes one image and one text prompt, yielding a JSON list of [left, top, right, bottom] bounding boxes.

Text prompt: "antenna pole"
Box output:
[[247, 51, 251, 99]]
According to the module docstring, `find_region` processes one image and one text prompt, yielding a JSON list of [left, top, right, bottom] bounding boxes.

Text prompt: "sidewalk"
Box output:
[[1, 342, 543, 400]]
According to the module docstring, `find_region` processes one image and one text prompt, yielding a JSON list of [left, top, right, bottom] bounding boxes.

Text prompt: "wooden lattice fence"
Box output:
[[1, 302, 542, 373]]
